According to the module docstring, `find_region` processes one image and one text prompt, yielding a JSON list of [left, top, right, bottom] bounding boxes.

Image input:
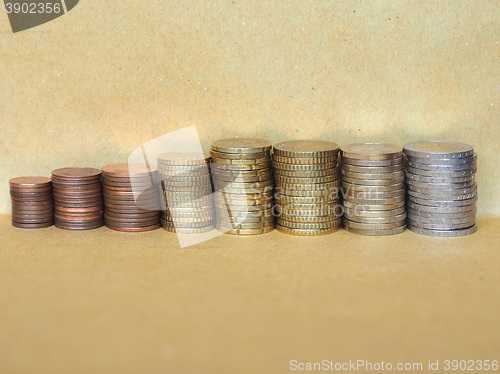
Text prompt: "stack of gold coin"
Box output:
[[273, 140, 341, 235], [340, 143, 406, 235], [157, 153, 215, 234], [102, 163, 161, 232], [403, 141, 477, 237], [210, 138, 274, 235]]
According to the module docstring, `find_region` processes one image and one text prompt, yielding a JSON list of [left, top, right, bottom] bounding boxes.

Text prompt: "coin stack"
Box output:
[[10, 177, 54, 228], [340, 143, 406, 235], [210, 138, 274, 235], [157, 153, 215, 234], [102, 163, 161, 232], [273, 140, 341, 235], [51, 167, 104, 230], [403, 141, 477, 236]]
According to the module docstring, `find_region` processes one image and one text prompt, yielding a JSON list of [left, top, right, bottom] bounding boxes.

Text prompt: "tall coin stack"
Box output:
[[102, 163, 161, 232], [52, 167, 104, 230], [158, 153, 215, 234], [403, 141, 477, 236], [340, 144, 406, 235], [10, 177, 53, 229], [211, 138, 274, 235], [273, 140, 341, 235]]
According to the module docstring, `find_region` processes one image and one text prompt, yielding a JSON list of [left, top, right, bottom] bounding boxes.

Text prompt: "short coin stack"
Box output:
[[403, 141, 477, 236], [10, 177, 54, 228], [102, 163, 161, 232], [340, 143, 406, 235], [158, 153, 215, 233], [211, 138, 274, 235], [51, 167, 104, 230], [273, 140, 341, 235]]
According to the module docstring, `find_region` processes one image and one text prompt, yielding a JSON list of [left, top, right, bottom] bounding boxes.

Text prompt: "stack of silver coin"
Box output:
[[341, 143, 406, 235], [273, 140, 341, 235], [403, 141, 477, 236], [158, 153, 215, 234], [211, 138, 274, 235]]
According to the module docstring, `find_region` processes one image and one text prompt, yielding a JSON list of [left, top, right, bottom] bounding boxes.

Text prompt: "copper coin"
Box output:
[[9, 177, 51, 189], [55, 219, 104, 230], [52, 167, 101, 180], [106, 223, 161, 232], [10, 191, 52, 198], [102, 163, 157, 178], [105, 210, 160, 219], [12, 221, 53, 229]]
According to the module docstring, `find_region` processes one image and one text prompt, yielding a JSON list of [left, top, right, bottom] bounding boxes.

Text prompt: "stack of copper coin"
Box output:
[[211, 138, 274, 235], [404, 141, 477, 236], [157, 153, 215, 234], [340, 143, 406, 235], [101, 163, 161, 232], [9, 177, 54, 228], [51, 167, 104, 230], [273, 140, 341, 235]]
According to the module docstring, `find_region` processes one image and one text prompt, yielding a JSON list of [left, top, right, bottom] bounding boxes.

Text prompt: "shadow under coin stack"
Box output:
[[102, 163, 161, 232], [51, 168, 104, 230], [403, 141, 477, 236], [273, 140, 341, 235], [10, 177, 54, 228], [340, 144, 406, 235], [158, 153, 215, 233], [211, 138, 274, 235]]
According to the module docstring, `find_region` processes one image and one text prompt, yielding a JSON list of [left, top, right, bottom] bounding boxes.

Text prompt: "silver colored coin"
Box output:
[[344, 212, 406, 224], [407, 201, 476, 214], [406, 184, 477, 195], [343, 200, 405, 211], [162, 180, 212, 188], [342, 175, 405, 186], [405, 179, 476, 190], [344, 225, 406, 236], [344, 206, 405, 218], [341, 156, 404, 167], [403, 141, 474, 159], [165, 210, 215, 219], [342, 169, 405, 180], [345, 188, 405, 199], [406, 153, 477, 166], [163, 185, 213, 193], [408, 195, 478, 207], [406, 166, 476, 178], [341, 181, 404, 192], [407, 208, 476, 219], [157, 152, 210, 166], [405, 172, 474, 184], [407, 219, 475, 230], [159, 169, 210, 177], [343, 218, 406, 230], [407, 160, 476, 171], [343, 195, 405, 205], [407, 213, 476, 225], [340, 143, 403, 160], [162, 225, 215, 234], [407, 189, 477, 201], [407, 223, 477, 236], [341, 163, 403, 173], [162, 220, 214, 228]]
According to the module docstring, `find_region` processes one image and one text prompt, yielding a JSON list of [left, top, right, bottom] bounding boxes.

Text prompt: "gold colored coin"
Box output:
[[273, 140, 340, 158], [212, 138, 272, 154], [340, 143, 403, 160]]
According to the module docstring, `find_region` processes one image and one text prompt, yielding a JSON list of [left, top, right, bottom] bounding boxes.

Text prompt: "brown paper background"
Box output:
[[0, 0, 499, 214]]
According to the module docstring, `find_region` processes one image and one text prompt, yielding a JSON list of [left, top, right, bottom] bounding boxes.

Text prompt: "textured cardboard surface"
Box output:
[[0, 214, 499, 373], [0, 1, 499, 215]]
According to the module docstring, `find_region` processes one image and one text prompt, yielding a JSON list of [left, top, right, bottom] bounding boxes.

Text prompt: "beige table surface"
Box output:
[[0, 214, 499, 374]]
